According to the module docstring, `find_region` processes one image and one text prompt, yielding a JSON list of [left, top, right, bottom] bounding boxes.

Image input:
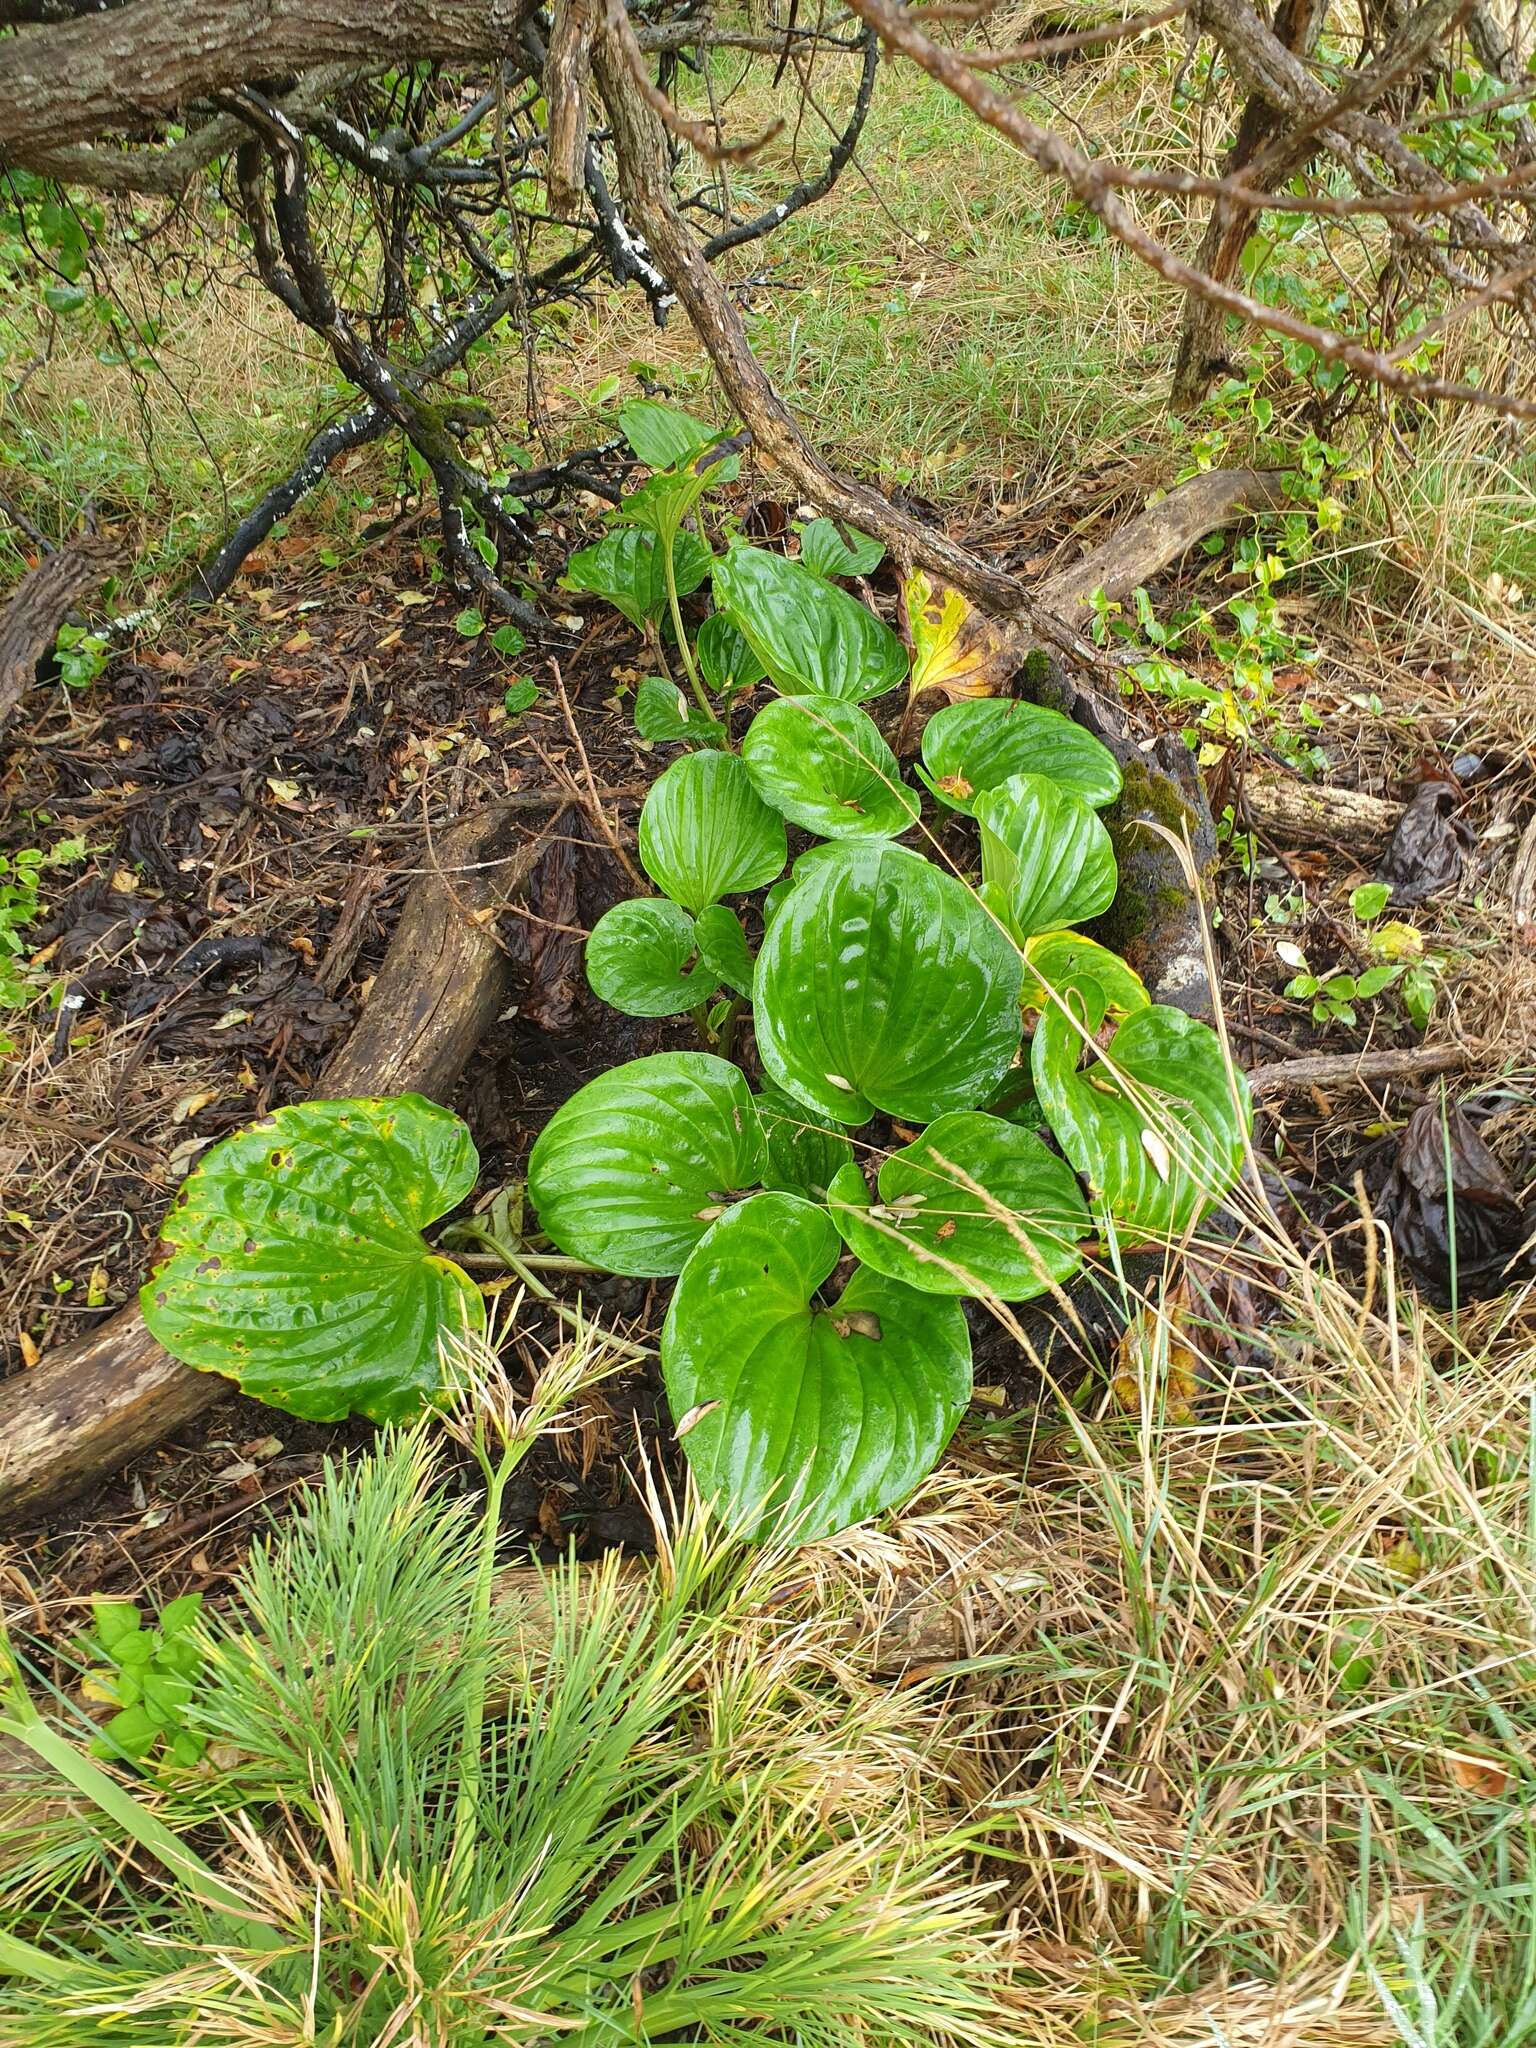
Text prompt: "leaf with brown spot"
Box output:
[[899, 568, 1016, 704]]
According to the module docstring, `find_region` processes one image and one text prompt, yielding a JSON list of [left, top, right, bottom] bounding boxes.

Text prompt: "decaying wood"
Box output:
[[1248, 1041, 1480, 1097], [1034, 467, 1289, 617], [0, 531, 124, 733], [0, 800, 559, 1528], [1239, 774, 1401, 847], [544, 0, 595, 220], [1508, 812, 1536, 936]]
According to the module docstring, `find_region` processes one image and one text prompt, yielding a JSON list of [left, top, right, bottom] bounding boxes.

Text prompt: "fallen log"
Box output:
[[0, 531, 125, 735], [1033, 467, 1290, 619], [1239, 774, 1401, 847], [0, 799, 562, 1528]]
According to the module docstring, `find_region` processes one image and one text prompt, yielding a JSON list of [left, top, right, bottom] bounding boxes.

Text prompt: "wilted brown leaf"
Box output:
[[899, 568, 1015, 703]]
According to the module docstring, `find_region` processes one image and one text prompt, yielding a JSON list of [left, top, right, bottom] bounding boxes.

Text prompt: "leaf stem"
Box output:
[[662, 531, 718, 729]]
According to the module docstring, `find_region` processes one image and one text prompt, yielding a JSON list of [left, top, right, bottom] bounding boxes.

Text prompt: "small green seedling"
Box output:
[[76, 1594, 206, 1767]]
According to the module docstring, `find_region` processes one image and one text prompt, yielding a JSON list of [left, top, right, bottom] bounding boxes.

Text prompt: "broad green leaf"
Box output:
[[696, 611, 767, 696], [633, 675, 719, 745], [638, 750, 787, 913], [755, 1084, 854, 1199], [585, 898, 715, 1017], [1032, 994, 1251, 1242], [712, 545, 906, 702], [976, 773, 1117, 943], [90, 1602, 142, 1652], [798, 517, 884, 580], [826, 1111, 1089, 1301], [920, 698, 1123, 813], [900, 568, 1014, 703], [619, 398, 718, 469], [1021, 931, 1148, 1021], [528, 1052, 765, 1276], [741, 695, 919, 841], [662, 1192, 971, 1539], [563, 528, 711, 629], [754, 841, 1023, 1126], [694, 904, 754, 998], [141, 1096, 483, 1424]]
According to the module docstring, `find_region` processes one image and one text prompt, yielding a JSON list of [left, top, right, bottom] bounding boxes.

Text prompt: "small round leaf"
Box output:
[[528, 1052, 766, 1276], [140, 1095, 483, 1425], [638, 750, 787, 914], [921, 699, 1123, 812], [662, 1192, 971, 1539], [741, 695, 919, 840], [1032, 996, 1251, 1242], [976, 773, 1118, 943], [586, 898, 714, 1017], [754, 841, 1023, 1126], [827, 1111, 1089, 1300]]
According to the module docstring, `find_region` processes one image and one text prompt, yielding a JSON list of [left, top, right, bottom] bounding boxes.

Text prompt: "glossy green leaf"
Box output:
[[798, 517, 884, 580], [920, 699, 1123, 813], [1032, 994, 1251, 1242], [696, 611, 767, 696], [585, 897, 715, 1017], [754, 841, 1023, 1125], [827, 1111, 1089, 1301], [141, 1096, 483, 1424], [528, 1052, 765, 1277], [712, 545, 906, 702], [638, 750, 787, 913], [563, 529, 712, 630], [1021, 931, 1149, 1020], [976, 773, 1118, 943], [741, 695, 919, 841], [632, 675, 720, 745], [694, 904, 754, 998], [662, 1192, 971, 1539], [619, 398, 718, 470], [755, 1084, 854, 1199]]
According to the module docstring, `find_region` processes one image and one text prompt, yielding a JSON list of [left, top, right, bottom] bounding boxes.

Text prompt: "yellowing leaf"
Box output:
[[900, 568, 1014, 704], [1110, 1282, 1200, 1423]]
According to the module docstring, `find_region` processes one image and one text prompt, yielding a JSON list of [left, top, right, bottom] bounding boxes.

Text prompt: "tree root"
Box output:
[[0, 800, 563, 1528]]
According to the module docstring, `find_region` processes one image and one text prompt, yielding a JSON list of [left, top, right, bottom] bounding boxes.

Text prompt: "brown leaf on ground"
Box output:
[[1111, 1280, 1201, 1422], [1378, 783, 1475, 906]]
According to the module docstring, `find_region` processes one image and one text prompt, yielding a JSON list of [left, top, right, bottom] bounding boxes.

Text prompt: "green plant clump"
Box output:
[[142, 401, 1252, 1541]]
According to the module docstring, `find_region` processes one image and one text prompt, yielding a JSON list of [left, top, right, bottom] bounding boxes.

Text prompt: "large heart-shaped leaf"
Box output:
[[619, 398, 718, 470], [1032, 995, 1251, 1242], [563, 529, 712, 630], [141, 1095, 482, 1425], [528, 1052, 765, 1276], [920, 699, 1123, 813], [638, 750, 787, 913], [827, 1111, 1089, 1300], [585, 897, 716, 1017], [976, 773, 1118, 943], [798, 517, 884, 581], [741, 695, 919, 840], [754, 841, 1023, 1125], [662, 1192, 971, 1539], [1021, 930, 1148, 1021], [755, 1084, 854, 1200], [712, 546, 906, 701]]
